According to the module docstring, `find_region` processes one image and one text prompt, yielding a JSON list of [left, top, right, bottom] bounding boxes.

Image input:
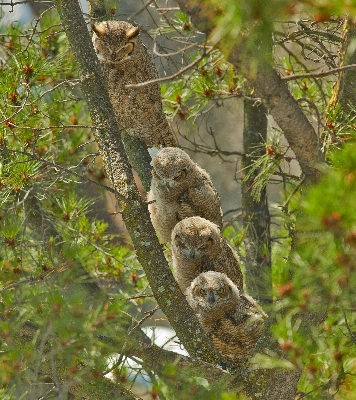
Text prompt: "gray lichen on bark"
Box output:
[[241, 99, 272, 303], [55, 0, 223, 365]]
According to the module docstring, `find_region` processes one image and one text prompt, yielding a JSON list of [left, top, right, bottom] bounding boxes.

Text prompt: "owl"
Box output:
[[147, 147, 223, 242], [186, 271, 267, 364], [91, 20, 177, 148], [172, 216, 243, 293]]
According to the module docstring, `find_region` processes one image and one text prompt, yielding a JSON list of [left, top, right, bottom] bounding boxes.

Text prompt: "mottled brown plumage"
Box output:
[[172, 216, 243, 293], [92, 20, 177, 147], [186, 272, 267, 364], [147, 148, 222, 242]]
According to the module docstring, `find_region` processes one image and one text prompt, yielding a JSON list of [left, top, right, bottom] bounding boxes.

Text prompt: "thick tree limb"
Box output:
[[54, 0, 222, 365], [328, 18, 356, 120], [241, 99, 272, 303], [175, 0, 323, 182]]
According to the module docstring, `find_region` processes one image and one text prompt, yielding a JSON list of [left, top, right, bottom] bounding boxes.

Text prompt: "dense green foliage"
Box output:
[[0, 10, 147, 397], [273, 143, 356, 398]]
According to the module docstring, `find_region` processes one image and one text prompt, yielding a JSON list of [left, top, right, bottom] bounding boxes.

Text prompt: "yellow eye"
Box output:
[[200, 289, 207, 295], [216, 287, 225, 295], [125, 42, 135, 56], [174, 169, 187, 181], [175, 236, 186, 248]]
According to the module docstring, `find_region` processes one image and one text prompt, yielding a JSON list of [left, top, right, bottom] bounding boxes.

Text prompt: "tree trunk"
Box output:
[[175, 0, 323, 183], [241, 99, 272, 303], [328, 17, 356, 120], [54, 0, 223, 365]]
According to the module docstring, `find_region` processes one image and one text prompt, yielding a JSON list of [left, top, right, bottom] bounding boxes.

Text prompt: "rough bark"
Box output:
[[54, 0, 222, 365], [328, 17, 356, 120], [241, 99, 272, 303], [121, 133, 152, 192], [175, 0, 323, 183]]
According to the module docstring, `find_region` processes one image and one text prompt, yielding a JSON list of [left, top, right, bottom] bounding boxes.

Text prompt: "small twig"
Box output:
[[343, 309, 356, 345], [281, 175, 306, 212], [18, 5, 56, 55], [223, 208, 242, 218], [126, 294, 154, 300], [156, 7, 180, 12], [1, 147, 127, 202], [0, 266, 66, 293], [282, 63, 356, 81], [128, 305, 160, 334], [127, 0, 155, 21], [62, 224, 132, 269], [125, 47, 214, 88]]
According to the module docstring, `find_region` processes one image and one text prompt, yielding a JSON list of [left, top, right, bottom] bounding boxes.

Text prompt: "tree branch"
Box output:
[[175, 0, 324, 183], [54, 0, 223, 365]]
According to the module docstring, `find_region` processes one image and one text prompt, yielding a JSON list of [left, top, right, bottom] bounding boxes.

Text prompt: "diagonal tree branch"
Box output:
[[54, 0, 223, 365], [175, 0, 323, 183]]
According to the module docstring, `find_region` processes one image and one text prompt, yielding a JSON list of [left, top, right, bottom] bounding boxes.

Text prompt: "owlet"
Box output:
[[172, 216, 243, 293], [91, 20, 177, 147], [186, 271, 267, 364], [147, 147, 223, 242]]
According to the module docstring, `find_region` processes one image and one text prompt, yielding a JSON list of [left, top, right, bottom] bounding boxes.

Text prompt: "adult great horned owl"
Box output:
[[172, 216, 243, 293], [147, 148, 223, 243], [186, 271, 267, 364], [91, 20, 177, 148]]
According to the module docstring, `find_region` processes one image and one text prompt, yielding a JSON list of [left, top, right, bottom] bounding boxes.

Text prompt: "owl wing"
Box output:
[[240, 294, 268, 318], [215, 241, 244, 291], [208, 314, 260, 362], [134, 60, 177, 147]]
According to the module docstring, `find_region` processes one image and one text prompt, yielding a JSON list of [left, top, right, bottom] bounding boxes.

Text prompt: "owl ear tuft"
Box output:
[[126, 26, 140, 39], [91, 23, 106, 36]]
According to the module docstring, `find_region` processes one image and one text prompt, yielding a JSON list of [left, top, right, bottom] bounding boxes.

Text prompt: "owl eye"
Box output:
[[119, 42, 134, 57], [175, 235, 186, 247], [125, 42, 135, 56], [216, 287, 225, 295], [174, 169, 187, 182], [200, 288, 207, 295], [199, 238, 214, 250]]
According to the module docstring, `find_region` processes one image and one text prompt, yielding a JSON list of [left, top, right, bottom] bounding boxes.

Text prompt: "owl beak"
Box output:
[[207, 291, 216, 305], [188, 249, 198, 259], [165, 181, 175, 190]]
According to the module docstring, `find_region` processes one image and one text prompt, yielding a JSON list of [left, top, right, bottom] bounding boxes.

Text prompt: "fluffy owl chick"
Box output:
[[91, 21, 177, 148], [172, 216, 243, 293], [186, 271, 267, 364], [147, 148, 223, 242]]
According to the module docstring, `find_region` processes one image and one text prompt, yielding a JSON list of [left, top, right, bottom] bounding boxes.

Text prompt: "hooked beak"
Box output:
[[188, 249, 199, 259], [207, 291, 216, 305]]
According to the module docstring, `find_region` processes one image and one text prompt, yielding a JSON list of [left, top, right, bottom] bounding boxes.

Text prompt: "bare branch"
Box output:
[[125, 47, 214, 88], [282, 63, 356, 81]]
